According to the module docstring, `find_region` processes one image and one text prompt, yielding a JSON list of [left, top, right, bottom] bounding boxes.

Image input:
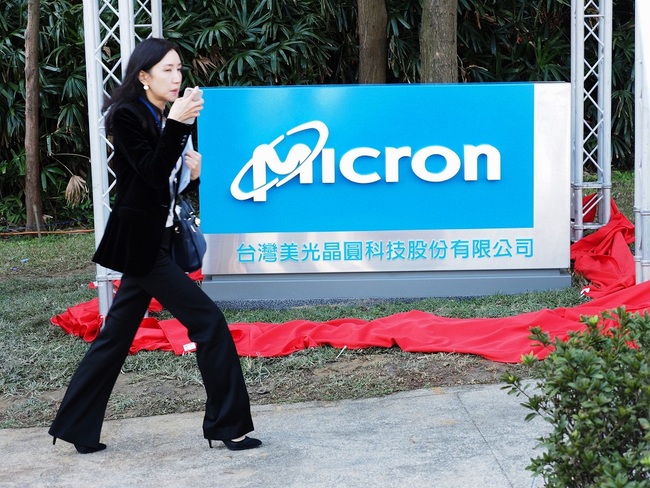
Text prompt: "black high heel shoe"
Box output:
[[208, 436, 262, 451], [52, 437, 107, 454]]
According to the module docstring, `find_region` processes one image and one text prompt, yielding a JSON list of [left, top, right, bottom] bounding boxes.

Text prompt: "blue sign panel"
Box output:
[[198, 84, 535, 235]]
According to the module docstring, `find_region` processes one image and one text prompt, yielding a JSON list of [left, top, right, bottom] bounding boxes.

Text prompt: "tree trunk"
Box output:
[[420, 0, 458, 83], [358, 0, 387, 83], [25, 0, 43, 230]]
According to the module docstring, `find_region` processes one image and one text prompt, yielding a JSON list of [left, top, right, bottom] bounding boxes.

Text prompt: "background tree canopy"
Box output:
[[0, 0, 635, 229]]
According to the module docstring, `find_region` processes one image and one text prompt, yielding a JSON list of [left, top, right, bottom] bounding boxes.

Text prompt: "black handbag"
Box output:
[[170, 193, 207, 272]]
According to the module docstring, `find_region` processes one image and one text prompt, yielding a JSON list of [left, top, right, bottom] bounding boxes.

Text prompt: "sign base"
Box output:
[[202, 270, 571, 305]]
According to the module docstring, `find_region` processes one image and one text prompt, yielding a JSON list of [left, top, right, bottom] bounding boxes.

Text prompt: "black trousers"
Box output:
[[49, 235, 254, 446]]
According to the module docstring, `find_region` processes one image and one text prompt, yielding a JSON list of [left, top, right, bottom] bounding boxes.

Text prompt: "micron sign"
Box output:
[[197, 83, 571, 299], [198, 82, 570, 280], [230, 120, 502, 202]]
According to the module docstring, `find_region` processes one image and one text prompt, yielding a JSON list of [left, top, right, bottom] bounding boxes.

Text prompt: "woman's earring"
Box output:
[[143, 84, 149, 90]]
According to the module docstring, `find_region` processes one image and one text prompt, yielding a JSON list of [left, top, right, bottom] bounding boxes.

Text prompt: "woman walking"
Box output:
[[49, 37, 261, 454]]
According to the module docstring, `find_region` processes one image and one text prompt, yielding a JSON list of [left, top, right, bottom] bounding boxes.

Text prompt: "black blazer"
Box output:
[[93, 100, 198, 276]]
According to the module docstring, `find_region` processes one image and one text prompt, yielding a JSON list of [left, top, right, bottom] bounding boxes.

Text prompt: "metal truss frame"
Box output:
[[83, 0, 162, 316], [570, 0, 613, 242], [635, 1, 650, 283]]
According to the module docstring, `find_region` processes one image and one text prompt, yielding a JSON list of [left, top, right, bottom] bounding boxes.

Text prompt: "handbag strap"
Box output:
[[173, 171, 182, 217], [171, 155, 185, 224]]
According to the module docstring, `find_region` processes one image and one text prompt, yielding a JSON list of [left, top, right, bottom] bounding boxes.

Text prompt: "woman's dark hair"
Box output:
[[102, 37, 182, 132]]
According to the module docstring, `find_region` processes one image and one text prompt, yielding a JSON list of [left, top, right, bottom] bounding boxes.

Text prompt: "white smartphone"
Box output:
[[184, 87, 203, 101], [183, 87, 203, 124]]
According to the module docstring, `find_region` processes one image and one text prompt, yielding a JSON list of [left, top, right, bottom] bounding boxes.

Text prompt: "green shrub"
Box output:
[[504, 308, 650, 487]]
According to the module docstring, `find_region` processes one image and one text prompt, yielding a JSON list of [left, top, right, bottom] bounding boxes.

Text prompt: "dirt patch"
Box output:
[[0, 350, 529, 429], [108, 351, 525, 413], [242, 351, 525, 405]]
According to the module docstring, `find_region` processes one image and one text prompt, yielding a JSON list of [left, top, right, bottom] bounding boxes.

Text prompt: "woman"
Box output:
[[49, 38, 261, 454]]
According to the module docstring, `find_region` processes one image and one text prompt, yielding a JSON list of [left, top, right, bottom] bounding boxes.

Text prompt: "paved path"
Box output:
[[0, 383, 546, 487]]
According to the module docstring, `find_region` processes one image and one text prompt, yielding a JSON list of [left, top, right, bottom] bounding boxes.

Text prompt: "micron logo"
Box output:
[[230, 120, 502, 202]]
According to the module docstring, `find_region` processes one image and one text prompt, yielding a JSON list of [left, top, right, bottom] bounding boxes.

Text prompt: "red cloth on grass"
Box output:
[[225, 279, 650, 361], [51, 199, 645, 362], [51, 297, 104, 342], [51, 280, 650, 362]]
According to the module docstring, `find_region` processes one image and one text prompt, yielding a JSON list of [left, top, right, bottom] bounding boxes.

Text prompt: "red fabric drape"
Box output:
[[569, 197, 635, 298], [51, 200, 643, 363]]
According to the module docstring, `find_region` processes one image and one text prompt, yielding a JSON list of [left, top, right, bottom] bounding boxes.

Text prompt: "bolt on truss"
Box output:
[[83, 0, 162, 316], [571, 0, 613, 242]]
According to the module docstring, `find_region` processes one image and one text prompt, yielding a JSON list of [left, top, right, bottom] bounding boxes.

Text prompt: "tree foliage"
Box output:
[[1, 0, 90, 229], [457, 0, 635, 168], [0, 0, 637, 229]]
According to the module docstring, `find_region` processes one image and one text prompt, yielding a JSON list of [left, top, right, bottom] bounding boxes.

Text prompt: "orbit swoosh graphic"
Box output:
[[230, 121, 329, 202]]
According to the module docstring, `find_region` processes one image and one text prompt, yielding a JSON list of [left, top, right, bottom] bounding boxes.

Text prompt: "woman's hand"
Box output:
[[184, 150, 202, 180], [167, 86, 204, 124]]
